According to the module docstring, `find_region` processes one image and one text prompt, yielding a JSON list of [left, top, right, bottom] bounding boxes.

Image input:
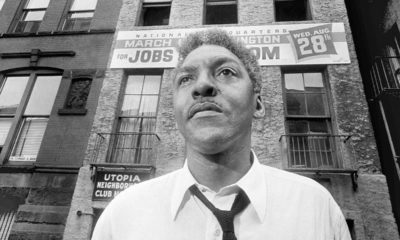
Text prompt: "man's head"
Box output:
[[177, 29, 261, 93], [173, 29, 265, 154]]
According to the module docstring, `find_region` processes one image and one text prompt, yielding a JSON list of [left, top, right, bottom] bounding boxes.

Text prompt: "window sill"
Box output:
[[0, 162, 35, 173], [0, 28, 115, 38], [58, 108, 88, 115]]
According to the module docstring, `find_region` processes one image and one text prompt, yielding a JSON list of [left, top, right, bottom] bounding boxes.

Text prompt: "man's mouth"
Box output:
[[188, 102, 223, 119]]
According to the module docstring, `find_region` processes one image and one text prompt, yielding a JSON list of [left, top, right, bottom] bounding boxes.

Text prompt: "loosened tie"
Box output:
[[189, 185, 250, 240]]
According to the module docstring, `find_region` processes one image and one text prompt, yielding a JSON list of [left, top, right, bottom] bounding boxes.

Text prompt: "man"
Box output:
[[92, 29, 351, 240]]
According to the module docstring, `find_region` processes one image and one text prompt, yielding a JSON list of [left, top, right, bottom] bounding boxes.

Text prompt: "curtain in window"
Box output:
[[11, 118, 48, 161], [112, 118, 156, 164], [110, 74, 161, 164]]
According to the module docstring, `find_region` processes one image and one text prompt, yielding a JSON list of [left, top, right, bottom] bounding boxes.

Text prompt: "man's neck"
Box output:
[[186, 145, 252, 192]]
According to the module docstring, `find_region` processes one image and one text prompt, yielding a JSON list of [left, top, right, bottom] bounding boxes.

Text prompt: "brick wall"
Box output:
[[65, 0, 400, 239]]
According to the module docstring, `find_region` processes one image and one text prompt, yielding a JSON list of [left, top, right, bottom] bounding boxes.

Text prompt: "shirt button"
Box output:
[[214, 229, 221, 237]]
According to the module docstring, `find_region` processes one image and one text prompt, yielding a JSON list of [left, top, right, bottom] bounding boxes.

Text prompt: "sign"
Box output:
[[110, 23, 350, 68], [92, 169, 153, 201]]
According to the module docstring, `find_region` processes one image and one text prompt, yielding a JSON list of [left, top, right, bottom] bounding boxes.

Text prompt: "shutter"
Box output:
[[10, 118, 48, 161]]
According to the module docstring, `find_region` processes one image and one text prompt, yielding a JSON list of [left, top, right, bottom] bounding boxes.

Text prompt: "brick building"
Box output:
[[0, 0, 398, 240], [61, 0, 400, 239], [345, 0, 400, 234], [0, 0, 120, 239]]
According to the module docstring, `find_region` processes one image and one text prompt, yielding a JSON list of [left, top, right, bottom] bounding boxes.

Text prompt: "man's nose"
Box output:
[[191, 73, 218, 99]]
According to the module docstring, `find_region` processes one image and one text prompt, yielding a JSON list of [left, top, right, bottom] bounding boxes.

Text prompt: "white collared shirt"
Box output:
[[92, 154, 351, 240]]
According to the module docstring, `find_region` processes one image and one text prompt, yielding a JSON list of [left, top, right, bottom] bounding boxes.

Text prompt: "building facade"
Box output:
[[345, 0, 400, 234], [62, 1, 400, 240], [0, 0, 398, 240], [0, 0, 120, 239]]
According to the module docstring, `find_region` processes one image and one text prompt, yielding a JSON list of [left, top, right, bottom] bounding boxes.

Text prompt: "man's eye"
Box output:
[[179, 76, 192, 85], [218, 68, 236, 77]]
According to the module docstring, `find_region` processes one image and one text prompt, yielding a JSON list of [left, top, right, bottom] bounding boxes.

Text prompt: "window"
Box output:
[[283, 71, 337, 168], [275, 0, 311, 22], [139, 0, 171, 26], [0, 76, 29, 154], [13, 0, 50, 33], [0, 195, 24, 240], [385, 24, 400, 87], [205, 0, 237, 25], [62, 0, 97, 31], [9, 76, 61, 161], [108, 73, 162, 164], [0, 73, 61, 162], [0, 0, 6, 11]]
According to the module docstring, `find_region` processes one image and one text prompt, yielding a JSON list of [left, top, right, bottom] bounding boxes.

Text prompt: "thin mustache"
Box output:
[[188, 101, 223, 119]]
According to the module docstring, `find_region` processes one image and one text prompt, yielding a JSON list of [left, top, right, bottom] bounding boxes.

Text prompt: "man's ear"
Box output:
[[253, 95, 265, 119]]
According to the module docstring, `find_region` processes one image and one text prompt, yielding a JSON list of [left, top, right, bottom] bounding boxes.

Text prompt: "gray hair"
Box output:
[[177, 28, 261, 93]]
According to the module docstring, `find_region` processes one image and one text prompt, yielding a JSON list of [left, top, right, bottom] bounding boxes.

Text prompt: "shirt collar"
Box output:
[[170, 151, 267, 222]]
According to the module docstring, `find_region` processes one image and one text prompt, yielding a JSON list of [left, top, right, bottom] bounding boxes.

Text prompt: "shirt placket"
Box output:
[[205, 191, 223, 240]]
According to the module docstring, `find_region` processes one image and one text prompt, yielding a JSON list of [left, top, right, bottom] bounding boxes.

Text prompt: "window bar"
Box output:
[[290, 136, 295, 167], [0, 211, 15, 240], [5, 211, 15, 239], [338, 136, 343, 168], [292, 136, 296, 166], [370, 69, 378, 98], [301, 136, 306, 167], [388, 58, 398, 88], [311, 135, 317, 168], [0, 212, 6, 239], [323, 136, 329, 167], [314, 136, 322, 168], [374, 62, 384, 94], [379, 58, 391, 89]]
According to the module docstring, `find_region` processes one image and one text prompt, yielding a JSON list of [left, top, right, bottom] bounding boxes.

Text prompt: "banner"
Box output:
[[92, 169, 152, 201], [110, 23, 350, 68]]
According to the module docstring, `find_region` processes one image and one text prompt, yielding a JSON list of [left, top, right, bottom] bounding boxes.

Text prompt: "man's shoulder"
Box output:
[[107, 169, 181, 208], [259, 164, 332, 197]]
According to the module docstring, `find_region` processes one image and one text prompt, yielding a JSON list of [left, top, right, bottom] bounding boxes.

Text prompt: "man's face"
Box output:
[[173, 45, 261, 154]]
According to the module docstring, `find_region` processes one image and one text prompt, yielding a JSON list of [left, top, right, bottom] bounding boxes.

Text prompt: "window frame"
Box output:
[[106, 70, 163, 164], [0, 0, 6, 11], [60, 0, 98, 31], [10, 0, 50, 33], [204, 0, 238, 25], [385, 23, 400, 86], [282, 68, 339, 169], [274, 0, 312, 22], [0, 70, 62, 165], [138, 0, 171, 26], [282, 68, 333, 131]]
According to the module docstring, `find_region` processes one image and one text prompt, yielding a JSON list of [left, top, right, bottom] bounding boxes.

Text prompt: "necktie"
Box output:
[[189, 185, 250, 240]]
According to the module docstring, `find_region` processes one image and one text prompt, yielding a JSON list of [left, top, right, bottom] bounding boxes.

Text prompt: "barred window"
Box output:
[[282, 71, 338, 169], [108, 72, 162, 164]]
